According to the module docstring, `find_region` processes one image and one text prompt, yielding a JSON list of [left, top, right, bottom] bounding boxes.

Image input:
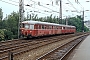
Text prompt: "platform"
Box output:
[[68, 35, 90, 60]]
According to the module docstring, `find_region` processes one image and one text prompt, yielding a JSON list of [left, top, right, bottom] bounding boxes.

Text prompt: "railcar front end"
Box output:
[[20, 23, 35, 38]]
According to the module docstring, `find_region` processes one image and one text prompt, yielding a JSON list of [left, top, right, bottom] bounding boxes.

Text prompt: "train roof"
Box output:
[[22, 20, 76, 28]]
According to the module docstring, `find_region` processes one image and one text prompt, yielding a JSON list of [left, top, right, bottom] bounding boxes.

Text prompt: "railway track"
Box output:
[[0, 32, 89, 60], [37, 34, 88, 60]]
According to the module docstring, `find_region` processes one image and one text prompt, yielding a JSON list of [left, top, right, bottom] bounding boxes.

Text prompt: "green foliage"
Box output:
[[67, 16, 89, 32], [0, 11, 19, 41], [84, 26, 89, 32], [4, 30, 13, 40], [68, 17, 82, 32], [5, 12, 19, 39], [28, 14, 89, 32], [0, 8, 3, 20], [0, 29, 4, 41], [0, 8, 89, 41]]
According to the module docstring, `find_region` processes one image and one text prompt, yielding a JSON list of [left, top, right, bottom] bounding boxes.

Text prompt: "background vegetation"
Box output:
[[0, 8, 89, 41]]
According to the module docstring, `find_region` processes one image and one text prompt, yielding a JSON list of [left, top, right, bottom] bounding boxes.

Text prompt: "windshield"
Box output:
[[22, 24, 34, 30], [25, 24, 29, 29]]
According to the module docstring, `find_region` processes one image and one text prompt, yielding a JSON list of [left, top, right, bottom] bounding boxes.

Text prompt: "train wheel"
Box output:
[[27, 35, 32, 39]]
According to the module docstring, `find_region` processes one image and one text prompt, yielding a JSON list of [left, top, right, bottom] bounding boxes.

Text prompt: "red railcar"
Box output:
[[20, 20, 76, 38]]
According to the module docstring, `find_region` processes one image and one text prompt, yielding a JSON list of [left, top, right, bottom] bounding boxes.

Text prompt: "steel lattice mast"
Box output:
[[18, 0, 24, 39]]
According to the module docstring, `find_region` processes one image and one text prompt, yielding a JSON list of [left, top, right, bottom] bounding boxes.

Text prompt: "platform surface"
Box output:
[[70, 35, 90, 60]]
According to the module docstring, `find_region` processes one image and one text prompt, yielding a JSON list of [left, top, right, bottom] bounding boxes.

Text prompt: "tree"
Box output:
[[4, 30, 13, 40], [0, 8, 3, 20], [2, 11, 19, 39], [67, 16, 89, 32], [6, 12, 19, 39], [0, 9, 89, 41], [0, 29, 4, 41]]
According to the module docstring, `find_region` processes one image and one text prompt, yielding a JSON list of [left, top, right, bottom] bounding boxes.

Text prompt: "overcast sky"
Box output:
[[0, 0, 90, 21]]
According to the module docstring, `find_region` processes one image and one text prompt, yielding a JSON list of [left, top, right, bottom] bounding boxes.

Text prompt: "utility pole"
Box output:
[[82, 10, 84, 32], [27, 12, 29, 20], [59, 0, 62, 24], [66, 16, 68, 25], [18, 0, 24, 39]]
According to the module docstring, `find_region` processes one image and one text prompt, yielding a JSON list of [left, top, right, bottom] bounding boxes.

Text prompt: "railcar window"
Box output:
[[62, 27, 63, 29], [39, 25, 41, 29], [55, 26, 56, 29], [45, 26, 47, 29], [30, 25, 34, 30], [47, 26, 49, 29], [25, 24, 29, 29], [22, 24, 24, 28], [68, 27, 69, 29], [42, 25, 44, 29], [49, 26, 50, 29], [44, 26, 46, 29], [50, 26, 52, 29], [60, 27, 62, 29], [54, 26, 56, 29], [55, 26, 57, 29], [35, 25, 38, 29], [65, 27, 67, 29], [68, 27, 70, 29], [57, 27, 58, 29]]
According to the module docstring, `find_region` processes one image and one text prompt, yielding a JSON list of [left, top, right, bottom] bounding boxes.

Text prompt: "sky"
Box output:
[[0, 0, 90, 21]]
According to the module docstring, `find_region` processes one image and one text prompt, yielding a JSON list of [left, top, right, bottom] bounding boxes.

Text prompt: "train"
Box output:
[[20, 20, 76, 38]]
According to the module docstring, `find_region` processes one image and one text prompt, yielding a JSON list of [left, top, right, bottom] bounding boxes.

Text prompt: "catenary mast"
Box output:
[[18, 0, 24, 38]]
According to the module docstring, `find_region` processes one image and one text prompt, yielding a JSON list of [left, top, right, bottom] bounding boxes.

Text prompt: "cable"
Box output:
[[8, 0, 72, 15], [9, 0, 19, 3], [8, 0, 59, 14], [25, 9, 49, 15], [29, 0, 59, 13], [0, 0, 51, 15], [61, 1, 74, 11], [67, 0, 79, 12], [31, 0, 76, 17], [77, 2, 84, 10], [7, 0, 77, 14], [55, 0, 78, 18], [28, 0, 78, 16], [0, 0, 18, 6], [0, 0, 78, 17]]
